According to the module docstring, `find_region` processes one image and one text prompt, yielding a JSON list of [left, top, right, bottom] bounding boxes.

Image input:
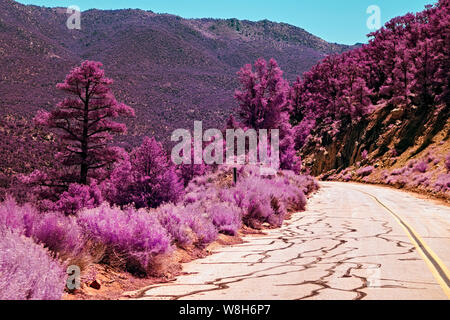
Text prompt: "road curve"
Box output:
[[138, 182, 450, 300]]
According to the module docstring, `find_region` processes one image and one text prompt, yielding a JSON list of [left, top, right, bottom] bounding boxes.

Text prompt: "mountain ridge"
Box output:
[[0, 0, 355, 146]]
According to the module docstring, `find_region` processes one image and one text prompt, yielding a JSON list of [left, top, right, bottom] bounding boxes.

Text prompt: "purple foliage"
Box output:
[[103, 137, 184, 209], [209, 203, 242, 236], [434, 174, 450, 193], [28, 212, 84, 260], [34, 61, 135, 186], [413, 160, 428, 173], [77, 204, 171, 274], [361, 150, 369, 160], [234, 58, 301, 171], [293, 119, 315, 149], [187, 218, 219, 246], [391, 167, 407, 176], [386, 175, 408, 187], [54, 183, 103, 215], [0, 228, 66, 300], [292, 1, 449, 152], [445, 154, 450, 172], [342, 174, 352, 182], [356, 166, 374, 177], [220, 168, 312, 228], [0, 196, 33, 232], [178, 203, 219, 246], [411, 173, 431, 187], [156, 204, 192, 246], [0, 197, 84, 260]]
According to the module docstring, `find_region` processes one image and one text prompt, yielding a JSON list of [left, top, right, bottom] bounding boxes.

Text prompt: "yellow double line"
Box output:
[[356, 189, 450, 299]]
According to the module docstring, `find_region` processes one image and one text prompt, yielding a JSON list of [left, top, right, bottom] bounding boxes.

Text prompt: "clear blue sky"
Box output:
[[17, 0, 435, 44]]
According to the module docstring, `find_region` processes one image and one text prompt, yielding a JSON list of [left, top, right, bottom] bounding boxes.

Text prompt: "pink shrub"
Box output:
[[244, 195, 276, 228], [356, 166, 374, 177], [434, 174, 450, 193], [181, 165, 316, 236], [78, 204, 171, 274], [209, 203, 242, 236], [156, 204, 193, 246], [225, 172, 307, 228], [0, 197, 83, 260], [281, 170, 319, 196], [29, 212, 84, 260], [361, 150, 368, 160], [445, 154, 450, 172], [413, 161, 428, 173], [55, 183, 103, 215], [412, 173, 431, 187], [342, 174, 352, 182], [0, 228, 66, 300], [184, 183, 217, 205], [180, 204, 218, 246], [386, 175, 397, 185], [0, 196, 34, 232], [386, 175, 407, 188]]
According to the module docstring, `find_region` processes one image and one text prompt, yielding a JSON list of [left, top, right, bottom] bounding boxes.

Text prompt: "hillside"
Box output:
[[294, 0, 449, 199], [0, 0, 354, 147]]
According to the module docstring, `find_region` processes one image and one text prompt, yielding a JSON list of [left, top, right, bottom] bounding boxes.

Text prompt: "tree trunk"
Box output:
[[80, 82, 90, 185]]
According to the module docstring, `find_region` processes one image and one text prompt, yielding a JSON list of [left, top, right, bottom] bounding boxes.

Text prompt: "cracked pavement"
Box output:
[[138, 182, 450, 300]]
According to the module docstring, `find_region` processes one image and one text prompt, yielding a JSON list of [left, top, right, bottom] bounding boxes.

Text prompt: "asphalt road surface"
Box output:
[[138, 182, 450, 300]]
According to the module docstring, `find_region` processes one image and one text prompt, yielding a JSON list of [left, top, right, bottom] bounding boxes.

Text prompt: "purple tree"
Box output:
[[234, 58, 301, 171], [235, 58, 291, 130], [34, 61, 135, 185], [104, 137, 184, 209]]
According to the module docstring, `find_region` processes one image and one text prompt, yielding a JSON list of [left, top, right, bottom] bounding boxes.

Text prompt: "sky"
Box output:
[[16, 0, 435, 45]]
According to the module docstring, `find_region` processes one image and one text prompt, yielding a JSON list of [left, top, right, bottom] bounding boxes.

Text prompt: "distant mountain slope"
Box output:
[[0, 0, 354, 146]]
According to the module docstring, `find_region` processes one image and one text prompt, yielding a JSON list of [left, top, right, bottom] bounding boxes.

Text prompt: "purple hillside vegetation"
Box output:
[[413, 160, 428, 173], [356, 166, 374, 177], [445, 154, 450, 172], [434, 174, 450, 193]]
